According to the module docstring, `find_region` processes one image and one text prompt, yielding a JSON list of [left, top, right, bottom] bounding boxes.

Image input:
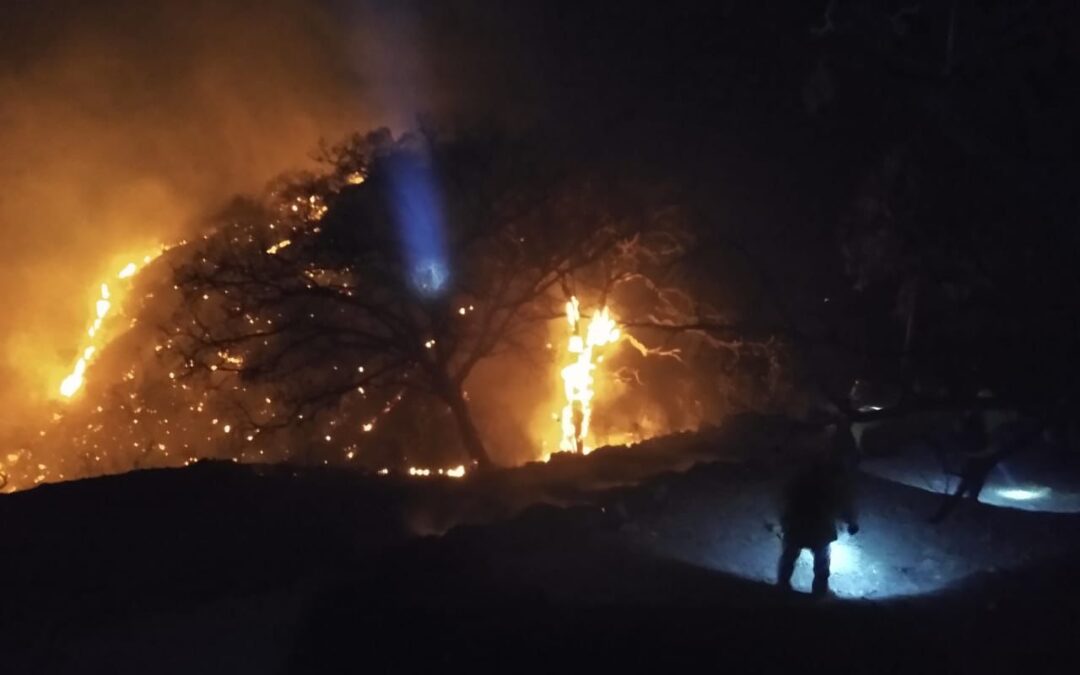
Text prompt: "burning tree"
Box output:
[[164, 128, 689, 469]]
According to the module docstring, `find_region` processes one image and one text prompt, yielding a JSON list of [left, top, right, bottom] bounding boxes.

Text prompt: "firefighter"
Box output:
[[776, 456, 859, 596], [929, 411, 991, 523], [930, 412, 1043, 523]]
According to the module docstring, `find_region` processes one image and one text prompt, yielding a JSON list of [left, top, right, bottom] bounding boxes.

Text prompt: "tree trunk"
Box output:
[[436, 373, 493, 469]]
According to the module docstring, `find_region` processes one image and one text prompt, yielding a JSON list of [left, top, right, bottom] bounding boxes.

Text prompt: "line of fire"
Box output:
[[2, 1, 1080, 671]]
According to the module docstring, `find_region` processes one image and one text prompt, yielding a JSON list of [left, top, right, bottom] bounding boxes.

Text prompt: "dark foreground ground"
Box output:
[[2, 436, 1080, 673]]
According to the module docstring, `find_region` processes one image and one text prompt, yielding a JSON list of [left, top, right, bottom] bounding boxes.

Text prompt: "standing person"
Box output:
[[777, 458, 859, 596], [929, 411, 991, 523], [930, 412, 1043, 523]]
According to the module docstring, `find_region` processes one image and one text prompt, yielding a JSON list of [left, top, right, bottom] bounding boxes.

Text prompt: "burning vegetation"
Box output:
[[3, 127, 771, 491], [4, 2, 1080, 671], [555, 296, 621, 458], [58, 250, 173, 400]]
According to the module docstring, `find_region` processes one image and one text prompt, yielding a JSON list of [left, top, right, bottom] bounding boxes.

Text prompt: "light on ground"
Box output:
[[997, 486, 1050, 501], [829, 534, 860, 574]]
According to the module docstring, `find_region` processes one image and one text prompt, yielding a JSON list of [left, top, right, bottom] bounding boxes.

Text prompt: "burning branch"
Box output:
[[556, 297, 621, 456]]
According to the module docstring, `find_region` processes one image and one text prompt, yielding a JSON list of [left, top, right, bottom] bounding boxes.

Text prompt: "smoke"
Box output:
[[0, 1, 714, 484], [0, 0, 526, 430]]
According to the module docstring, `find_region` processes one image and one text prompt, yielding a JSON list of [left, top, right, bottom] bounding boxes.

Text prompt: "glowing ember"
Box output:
[[405, 465, 466, 478], [556, 296, 620, 456], [265, 239, 292, 255]]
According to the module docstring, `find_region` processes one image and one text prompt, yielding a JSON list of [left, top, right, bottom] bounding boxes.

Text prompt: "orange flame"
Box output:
[[556, 296, 620, 457], [58, 250, 164, 399]]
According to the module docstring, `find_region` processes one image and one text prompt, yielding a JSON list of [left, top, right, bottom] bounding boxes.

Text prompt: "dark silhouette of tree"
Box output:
[[165, 128, 686, 468], [790, 0, 1080, 413]]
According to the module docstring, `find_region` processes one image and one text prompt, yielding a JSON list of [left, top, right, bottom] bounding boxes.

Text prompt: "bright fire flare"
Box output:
[[557, 296, 620, 455], [59, 251, 164, 399]]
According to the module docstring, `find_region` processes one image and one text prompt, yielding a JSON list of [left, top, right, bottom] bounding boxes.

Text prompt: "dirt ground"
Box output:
[[3, 433, 1080, 673]]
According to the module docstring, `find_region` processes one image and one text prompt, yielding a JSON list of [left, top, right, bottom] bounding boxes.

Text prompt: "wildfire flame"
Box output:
[[58, 251, 164, 399], [557, 296, 620, 456]]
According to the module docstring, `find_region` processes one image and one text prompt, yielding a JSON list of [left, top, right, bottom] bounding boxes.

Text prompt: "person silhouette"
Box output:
[[776, 457, 859, 596]]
